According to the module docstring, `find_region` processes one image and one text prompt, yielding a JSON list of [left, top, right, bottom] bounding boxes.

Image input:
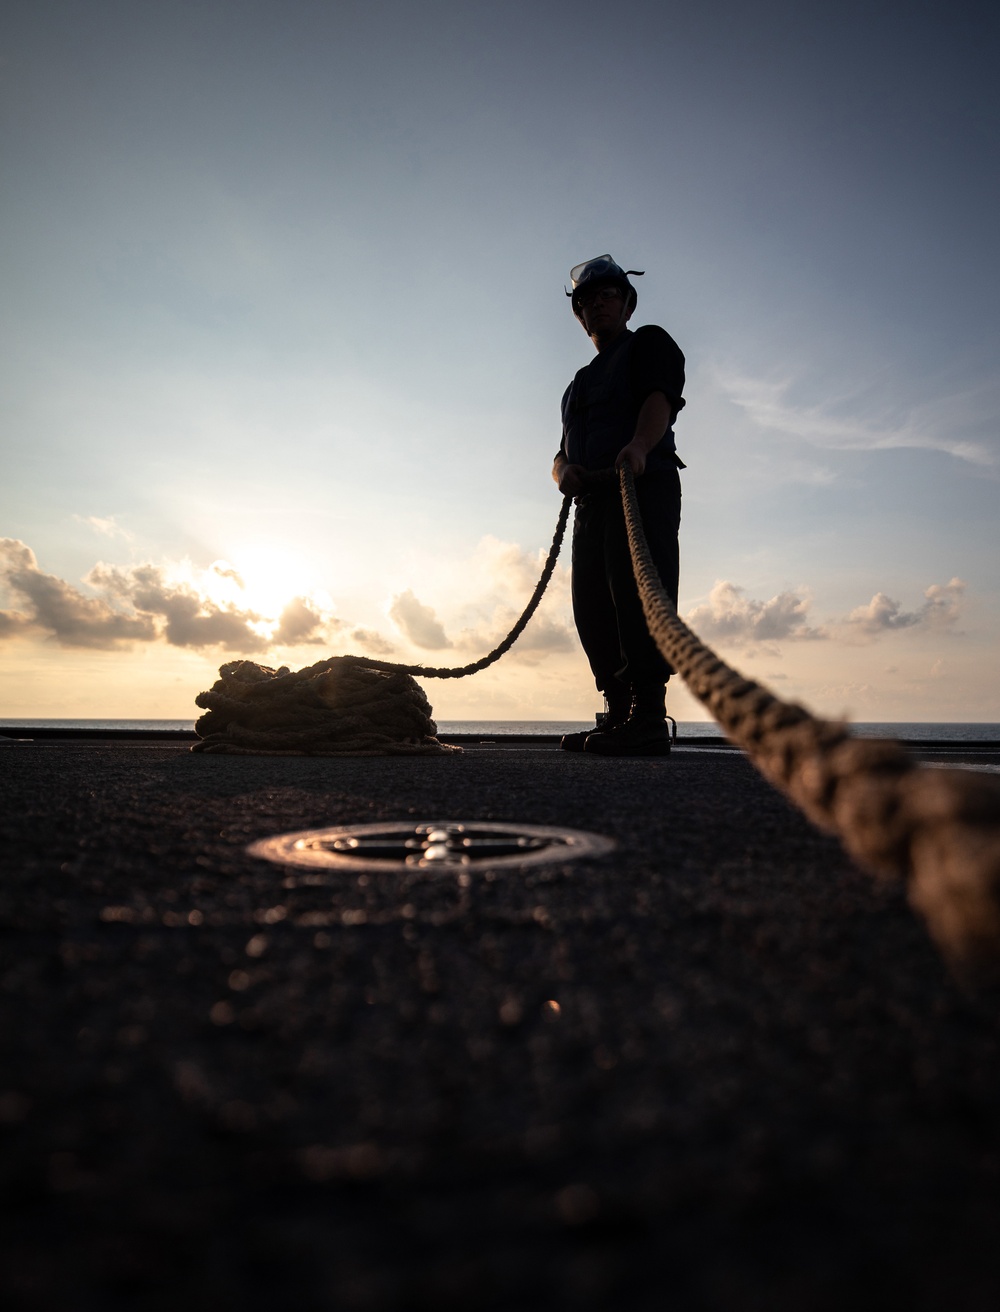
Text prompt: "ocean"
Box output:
[[2, 719, 999, 741]]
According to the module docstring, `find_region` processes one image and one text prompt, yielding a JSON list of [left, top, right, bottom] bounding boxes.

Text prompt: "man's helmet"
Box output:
[[567, 254, 644, 317]]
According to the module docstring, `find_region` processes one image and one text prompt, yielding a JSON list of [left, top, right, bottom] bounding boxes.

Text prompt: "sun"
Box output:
[[224, 545, 322, 618]]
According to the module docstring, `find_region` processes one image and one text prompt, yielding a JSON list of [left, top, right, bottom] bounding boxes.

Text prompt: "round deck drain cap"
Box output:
[[248, 820, 615, 873]]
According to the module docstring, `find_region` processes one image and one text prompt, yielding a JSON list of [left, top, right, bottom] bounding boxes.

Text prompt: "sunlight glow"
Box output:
[[221, 546, 320, 618]]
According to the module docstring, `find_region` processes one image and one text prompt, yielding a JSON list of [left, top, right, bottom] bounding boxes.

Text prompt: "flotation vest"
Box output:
[[561, 329, 681, 473]]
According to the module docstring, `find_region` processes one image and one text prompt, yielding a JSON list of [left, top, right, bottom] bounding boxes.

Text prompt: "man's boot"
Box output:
[[584, 683, 671, 756], [560, 685, 631, 752]]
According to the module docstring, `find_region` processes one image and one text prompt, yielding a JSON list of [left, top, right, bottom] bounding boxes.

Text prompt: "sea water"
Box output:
[[2, 718, 999, 741]]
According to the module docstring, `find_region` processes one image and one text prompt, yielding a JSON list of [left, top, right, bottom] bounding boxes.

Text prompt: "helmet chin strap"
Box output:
[[612, 297, 632, 336]]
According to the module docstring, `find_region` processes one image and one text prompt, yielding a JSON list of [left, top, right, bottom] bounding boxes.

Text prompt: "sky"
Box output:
[[2, 0, 998, 724]]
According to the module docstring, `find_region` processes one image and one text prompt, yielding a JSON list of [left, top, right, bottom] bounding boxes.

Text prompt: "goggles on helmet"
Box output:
[[567, 254, 645, 306], [571, 255, 631, 287]]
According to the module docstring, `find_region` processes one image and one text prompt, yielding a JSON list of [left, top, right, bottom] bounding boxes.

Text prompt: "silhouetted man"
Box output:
[[553, 255, 685, 755]]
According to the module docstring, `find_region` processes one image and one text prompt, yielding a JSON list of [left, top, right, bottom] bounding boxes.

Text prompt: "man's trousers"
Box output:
[[570, 467, 681, 694]]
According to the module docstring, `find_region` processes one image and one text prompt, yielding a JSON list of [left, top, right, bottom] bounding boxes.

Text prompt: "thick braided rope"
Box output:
[[619, 465, 1000, 970]]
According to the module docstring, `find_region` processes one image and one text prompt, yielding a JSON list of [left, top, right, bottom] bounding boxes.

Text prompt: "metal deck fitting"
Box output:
[[247, 820, 616, 874]]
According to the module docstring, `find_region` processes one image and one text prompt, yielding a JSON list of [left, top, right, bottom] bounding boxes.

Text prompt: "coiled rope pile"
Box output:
[[192, 499, 572, 757], [193, 473, 1000, 969]]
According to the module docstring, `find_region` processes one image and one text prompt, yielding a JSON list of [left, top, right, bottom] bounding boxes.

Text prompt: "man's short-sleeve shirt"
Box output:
[[560, 325, 686, 473]]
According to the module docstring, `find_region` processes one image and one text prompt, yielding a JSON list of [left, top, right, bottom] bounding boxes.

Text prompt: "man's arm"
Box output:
[[553, 451, 588, 496], [615, 390, 671, 476]]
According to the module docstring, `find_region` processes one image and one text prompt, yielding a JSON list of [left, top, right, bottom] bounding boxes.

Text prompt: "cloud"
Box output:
[[388, 589, 451, 650], [211, 561, 246, 588], [0, 608, 35, 638], [921, 578, 966, 631], [385, 535, 575, 666], [87, 561, 271, 651], [721, 374, 994, 466], [455, 608, 577, 665], [845, 592, 920, 635], [380, 536, 576, 665], [473, 536, 556, 596], [273, 596, 331, 646], [0, 532, 362, 656], [0, 538, 155, 649], [508, 613, 577, 656], [682, 577, 968, 652], [843, 578, 965, 638], [73, 515, 134, 541], [683, 580, 826, 646], [0, 538, 343, 653], [350, 627, 396, 655]]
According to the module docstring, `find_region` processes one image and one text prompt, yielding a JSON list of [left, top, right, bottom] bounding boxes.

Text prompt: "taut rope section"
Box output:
[[617, 465, 1000, 971], [192, 498, 572, 757]]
